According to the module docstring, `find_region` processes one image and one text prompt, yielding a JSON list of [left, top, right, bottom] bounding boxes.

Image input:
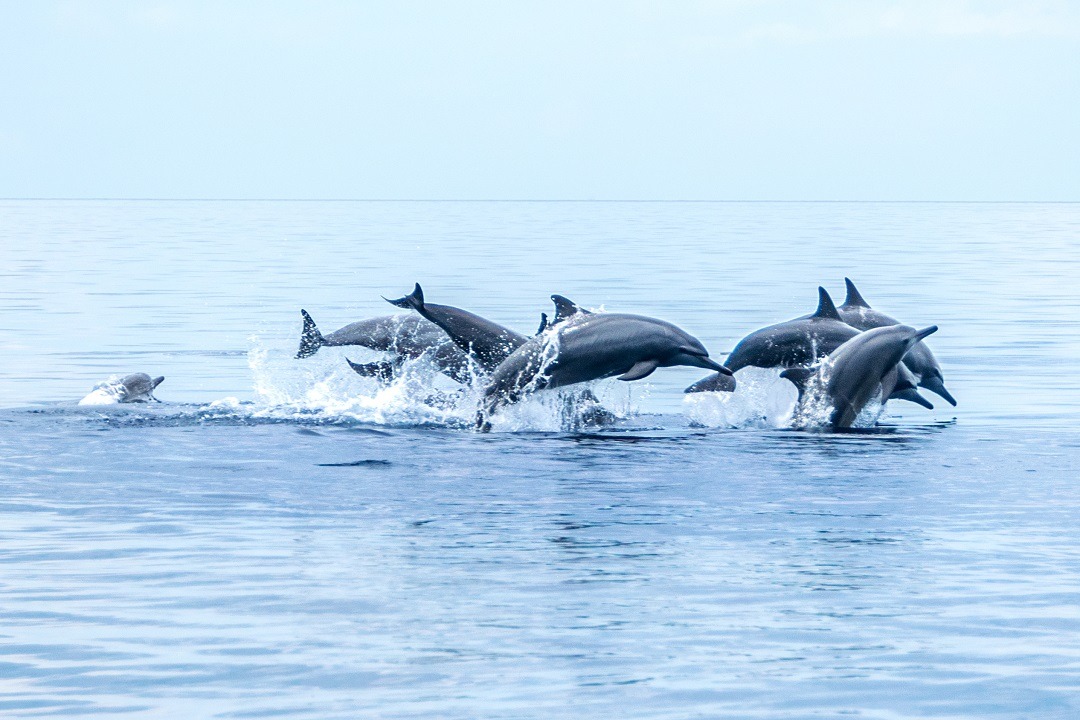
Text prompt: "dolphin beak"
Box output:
[[920, 374, 957, 406], [698, 356, 734, 375], [914, 325, 938, 342], [893, 388, 934, 410]]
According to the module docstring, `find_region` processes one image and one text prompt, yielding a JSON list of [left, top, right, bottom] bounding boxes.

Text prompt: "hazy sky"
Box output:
[[2, 1, 1077, 200]]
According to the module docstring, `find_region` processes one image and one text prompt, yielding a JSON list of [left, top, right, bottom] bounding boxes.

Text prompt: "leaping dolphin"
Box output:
[[297, 310, 472, 383], [386, 284, 528, 372], [781, 325, 938, 430], [477, 308, 731, 431], [839, 278, 956, 406], [685, 287, 861, 393]]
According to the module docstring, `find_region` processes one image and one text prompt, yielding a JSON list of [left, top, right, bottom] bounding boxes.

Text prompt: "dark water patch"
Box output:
[[316, 459, 392, 467]]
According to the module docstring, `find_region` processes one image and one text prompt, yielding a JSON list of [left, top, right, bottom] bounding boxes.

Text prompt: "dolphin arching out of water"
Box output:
[[386, 284, 528, 372], [297, 309, 472, 383], [781, 324, 938, 430], [838, 278, 957, 406], [78, 373, 165, 405], [685, 287, 861, 393], [477, 309, 731, 431]]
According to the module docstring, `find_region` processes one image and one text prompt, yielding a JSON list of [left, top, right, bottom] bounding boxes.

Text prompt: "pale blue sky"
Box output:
[[1, 1, 1077, 200]]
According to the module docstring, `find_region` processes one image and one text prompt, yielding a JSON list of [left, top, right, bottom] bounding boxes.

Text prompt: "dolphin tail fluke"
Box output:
[[813, 287, 843, 320], [920, 374, 957, 406], [297, 310, 326, 358], [891, 387, 934, 410], [385, 283, 425, 311], [843, 278, 871, 308]]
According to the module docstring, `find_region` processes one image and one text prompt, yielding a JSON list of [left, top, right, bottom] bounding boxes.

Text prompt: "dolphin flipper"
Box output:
[[346, 357, 400, 383], [684, 372, 737, 393], [779, 367, 815, 400], [618, 359, 660, 381], [297, 310, 326, 359]]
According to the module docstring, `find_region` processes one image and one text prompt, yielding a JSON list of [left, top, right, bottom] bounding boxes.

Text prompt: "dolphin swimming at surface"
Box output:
[[386, 284, 528, 372], [78, 373, 165, 405], [838, 278, 957, 406], [685, 287, 861, 393], [296, 310, 472, 383], [477, 307, 731, 431], [781, 324, 938, 430]]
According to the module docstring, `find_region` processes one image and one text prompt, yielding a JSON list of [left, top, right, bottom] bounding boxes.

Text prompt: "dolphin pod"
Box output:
[[293, 278, 953, 432]]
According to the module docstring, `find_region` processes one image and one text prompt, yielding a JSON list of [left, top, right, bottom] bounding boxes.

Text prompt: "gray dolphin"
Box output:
[[386, 284, 527, 372], [781, 325, 938, 430], [117, 373, 165, 403], [79, 373, 165, 405], [297, 310, 471, 383], [839, 278, 956, 406], [477, 310, 731, 431], [685, 287, 861, 393]]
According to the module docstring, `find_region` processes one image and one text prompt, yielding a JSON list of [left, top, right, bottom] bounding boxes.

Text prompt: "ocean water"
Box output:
[[1, 200, 1079, 718]]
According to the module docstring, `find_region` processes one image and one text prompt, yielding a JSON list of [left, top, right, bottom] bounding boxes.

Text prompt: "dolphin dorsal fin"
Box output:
[[550, 294, 587, 323], [535, 313, 548, 335], [843, 278, 871, 308], [812, 287, 842, 320]]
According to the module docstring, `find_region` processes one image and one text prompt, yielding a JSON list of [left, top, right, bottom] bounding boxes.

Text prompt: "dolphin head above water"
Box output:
[[118, 373, 165, 403]]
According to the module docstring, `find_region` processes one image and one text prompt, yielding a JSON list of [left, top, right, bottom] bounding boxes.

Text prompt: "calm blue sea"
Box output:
[[1, 200, 1079, 718]]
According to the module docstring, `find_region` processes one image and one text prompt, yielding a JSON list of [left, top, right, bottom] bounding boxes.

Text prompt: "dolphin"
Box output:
[[839, 278, 956, 406], [685, 287, 861, 393], [781, 325, 938, 430], [297, 310, 472, 383], [386, 284, 528, 372], [78, 373, 165, 405], [477, 310, 731, 431]]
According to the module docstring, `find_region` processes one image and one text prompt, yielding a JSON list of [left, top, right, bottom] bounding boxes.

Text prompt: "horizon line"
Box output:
[[1, 197, 1077, 203]]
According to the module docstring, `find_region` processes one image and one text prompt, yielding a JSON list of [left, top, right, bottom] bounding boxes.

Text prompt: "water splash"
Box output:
[[245, 332, 625, 432], [77, 375, 128, 406]]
